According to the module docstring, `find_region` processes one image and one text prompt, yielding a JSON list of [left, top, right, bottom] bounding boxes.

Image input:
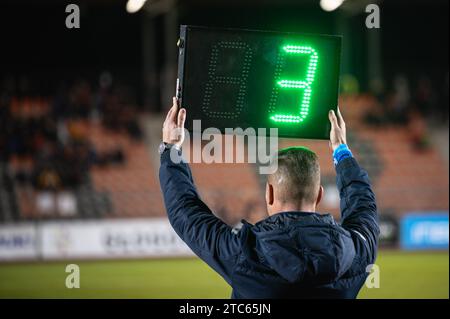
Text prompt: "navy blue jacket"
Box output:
[[159, 149, 379, 299]]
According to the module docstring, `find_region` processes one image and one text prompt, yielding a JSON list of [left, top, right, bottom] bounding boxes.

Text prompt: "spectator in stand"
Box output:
[[365, 74, 412, 126], [414, 75, 438, 118], [408, 110, 430, 151], [71, 80, 94, 119]]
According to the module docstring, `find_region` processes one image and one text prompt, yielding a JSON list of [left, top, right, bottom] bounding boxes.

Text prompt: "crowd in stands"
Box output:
[[0, 72, 448, 222], [0, 73, 143, 218], [1, 74, 143, 186], [364, 74, 449, 151]]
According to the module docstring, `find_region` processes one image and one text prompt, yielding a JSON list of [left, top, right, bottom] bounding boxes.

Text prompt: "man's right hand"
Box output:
[[162, 97, 186, 148], [328, 108, 347, 152]]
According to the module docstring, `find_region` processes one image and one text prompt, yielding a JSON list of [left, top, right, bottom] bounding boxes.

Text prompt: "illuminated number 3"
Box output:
[[269, 45, 319, 123]]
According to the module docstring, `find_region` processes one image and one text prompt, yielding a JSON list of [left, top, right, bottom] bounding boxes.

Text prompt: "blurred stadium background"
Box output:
[[0, 0, 448, 298]]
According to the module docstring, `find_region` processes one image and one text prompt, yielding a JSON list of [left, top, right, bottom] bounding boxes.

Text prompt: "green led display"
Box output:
[[178, 26, 341, 139], [269, 45, 319, 124]]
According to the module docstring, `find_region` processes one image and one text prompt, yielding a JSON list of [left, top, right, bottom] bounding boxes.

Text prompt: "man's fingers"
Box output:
[[164, 97, 178, 121], [165, 107, 173, 122], [177, 108, 186, 128], [337, 107, 345, 127], [328, 110, 339, 128], [167, 97, 178, 122]]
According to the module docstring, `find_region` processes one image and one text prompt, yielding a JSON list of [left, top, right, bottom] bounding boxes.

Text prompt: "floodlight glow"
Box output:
[[320, 0, 345, 12], [126, 0, 147, 13]]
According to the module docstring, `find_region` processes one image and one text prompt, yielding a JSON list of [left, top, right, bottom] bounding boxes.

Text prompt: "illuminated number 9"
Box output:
[[202, 41, 253, 119], [269, 45, 319, 123]]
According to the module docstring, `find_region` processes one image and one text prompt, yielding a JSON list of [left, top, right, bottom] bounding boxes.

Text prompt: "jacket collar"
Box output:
[[247, 211, 335, 232]]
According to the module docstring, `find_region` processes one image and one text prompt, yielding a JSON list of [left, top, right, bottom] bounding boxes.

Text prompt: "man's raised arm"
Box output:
[[328, 109, 380, 265], [158, 98, 241, 283]]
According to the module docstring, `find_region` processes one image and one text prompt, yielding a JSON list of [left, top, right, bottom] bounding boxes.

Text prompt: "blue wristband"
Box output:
[[333, 144, 353, 166]]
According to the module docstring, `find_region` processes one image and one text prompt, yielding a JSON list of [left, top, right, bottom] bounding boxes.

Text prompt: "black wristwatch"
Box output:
[[158, 142, 180, 155]]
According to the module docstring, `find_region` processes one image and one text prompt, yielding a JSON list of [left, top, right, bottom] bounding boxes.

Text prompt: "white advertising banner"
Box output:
[[0, 224, 38, 260], [40, 218, 194, 259], [0, 219, 195, 261]]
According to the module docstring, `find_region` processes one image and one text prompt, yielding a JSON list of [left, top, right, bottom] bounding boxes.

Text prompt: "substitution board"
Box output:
[[176, 25, 342, 139]]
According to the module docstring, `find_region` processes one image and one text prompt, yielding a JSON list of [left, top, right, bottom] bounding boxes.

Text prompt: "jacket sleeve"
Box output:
[[159, 148, 240, 284], [336, 157, 380, 265]]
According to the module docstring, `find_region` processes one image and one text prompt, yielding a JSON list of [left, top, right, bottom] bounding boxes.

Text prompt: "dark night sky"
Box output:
[[0, 0, 448, 94]]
